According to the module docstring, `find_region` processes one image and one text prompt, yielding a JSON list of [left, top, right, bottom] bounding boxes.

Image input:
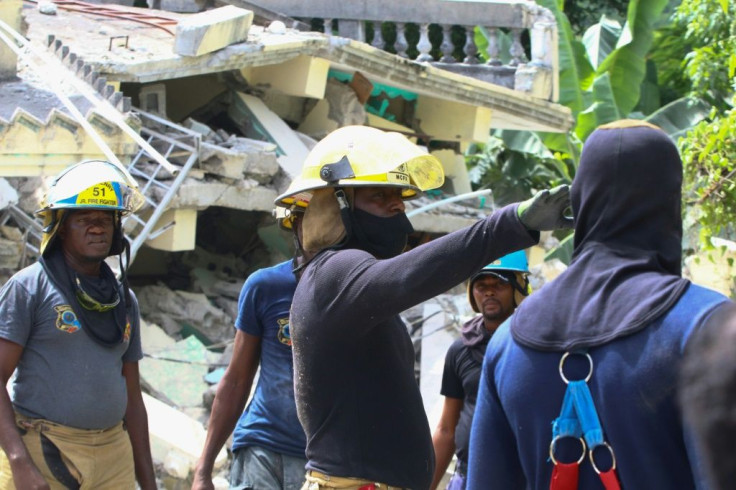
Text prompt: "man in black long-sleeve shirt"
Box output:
[[275, 126, 571, 489]]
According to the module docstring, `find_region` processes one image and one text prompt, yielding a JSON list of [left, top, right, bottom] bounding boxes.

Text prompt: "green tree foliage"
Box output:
[[466, 132, 572, 206], [673, 0, 736, 107], [681, 104, 736, 244], [467, 0, 675, 208], [564, 0, 629, 35], [673, 0, 736, 247]]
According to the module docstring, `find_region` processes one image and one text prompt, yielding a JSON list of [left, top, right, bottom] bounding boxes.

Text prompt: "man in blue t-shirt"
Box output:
[[192, 257, 306, 490], [192, 250, 307, 489]]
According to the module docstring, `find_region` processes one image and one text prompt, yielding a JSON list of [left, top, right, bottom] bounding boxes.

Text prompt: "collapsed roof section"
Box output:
[[1, 0, 571, 262], [22, 1, 573, 133]]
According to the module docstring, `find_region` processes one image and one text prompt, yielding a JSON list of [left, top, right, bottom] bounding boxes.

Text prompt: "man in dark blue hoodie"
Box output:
[[467, 120, 732, 490]]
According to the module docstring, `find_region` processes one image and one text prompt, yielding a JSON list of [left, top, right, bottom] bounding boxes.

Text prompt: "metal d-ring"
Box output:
[[589, 441, 617, 474], [559, 351, 594, 384], [549, 435, 586, 465]]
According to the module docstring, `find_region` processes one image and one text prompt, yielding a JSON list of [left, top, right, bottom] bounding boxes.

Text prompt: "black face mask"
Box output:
[[349, 207, 415, 259]]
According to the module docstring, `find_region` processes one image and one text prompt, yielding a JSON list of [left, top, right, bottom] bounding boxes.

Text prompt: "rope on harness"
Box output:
[[549, 352, 621, 490]]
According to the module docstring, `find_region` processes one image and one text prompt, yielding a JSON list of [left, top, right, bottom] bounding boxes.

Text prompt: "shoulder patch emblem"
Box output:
[[277, 317, 292, 346], [54, 305, 82, 334]]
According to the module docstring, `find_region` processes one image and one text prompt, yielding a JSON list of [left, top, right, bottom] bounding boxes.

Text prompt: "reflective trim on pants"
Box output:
[[0, 413, 134, 490], [301, 470, 406, 490]]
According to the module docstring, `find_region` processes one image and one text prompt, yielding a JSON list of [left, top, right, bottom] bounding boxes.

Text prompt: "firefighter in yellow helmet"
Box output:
[[273, 125, 572, 489], [0, 160, 155, 489]]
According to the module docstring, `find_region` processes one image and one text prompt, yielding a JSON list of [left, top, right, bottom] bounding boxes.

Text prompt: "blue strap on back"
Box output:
[[553, 380, 605, 449]]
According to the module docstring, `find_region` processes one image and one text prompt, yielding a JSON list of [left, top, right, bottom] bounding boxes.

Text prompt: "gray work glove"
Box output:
[[517, 185, 574, 231]]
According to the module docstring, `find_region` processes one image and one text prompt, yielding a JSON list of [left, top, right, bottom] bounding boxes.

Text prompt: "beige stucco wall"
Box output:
[[0, 0, 22, 79]]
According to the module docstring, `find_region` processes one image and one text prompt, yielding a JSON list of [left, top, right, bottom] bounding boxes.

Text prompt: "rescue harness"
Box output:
[[549, 351, 622, 490]]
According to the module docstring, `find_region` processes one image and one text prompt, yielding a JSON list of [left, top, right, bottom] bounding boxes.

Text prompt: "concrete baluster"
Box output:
[[395, 22, 409, 58], [371, 22, 385, 50], [509, 28, 526, 66], [485, 27, 502, 66], [439, 24, 455, 63], [416, 23, 433, 62], [463, 25, 479, 64]]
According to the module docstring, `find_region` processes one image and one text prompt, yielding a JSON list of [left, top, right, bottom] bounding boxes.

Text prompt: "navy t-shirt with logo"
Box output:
[[231, 260, 306, 458]]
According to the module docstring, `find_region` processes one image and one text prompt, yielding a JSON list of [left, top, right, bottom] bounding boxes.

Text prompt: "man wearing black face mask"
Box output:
[[274, 126, 573, 490]]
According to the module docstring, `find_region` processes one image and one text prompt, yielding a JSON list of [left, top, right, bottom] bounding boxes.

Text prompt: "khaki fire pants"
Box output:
[[301, 470, 406, 490], [0, 413, 134, 490]]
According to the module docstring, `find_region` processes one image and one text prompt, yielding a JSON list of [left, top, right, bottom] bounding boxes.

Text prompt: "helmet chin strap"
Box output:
[[333, 187, 354, 248]]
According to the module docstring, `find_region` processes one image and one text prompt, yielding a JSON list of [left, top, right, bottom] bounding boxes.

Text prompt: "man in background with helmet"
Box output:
[[0, 160, 156, 489], [193, 207, 308, 490], [431, 251, 530, 490], [274, 125, 572, 489]]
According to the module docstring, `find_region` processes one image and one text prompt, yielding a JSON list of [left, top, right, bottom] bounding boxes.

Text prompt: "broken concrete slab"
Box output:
[[179, 246, 251, 282], [260, 91, 307, 126], [172, 178, 277, 213], [214, 297, 239, 324], [0, 179, 18, 209], [182, 117, 214, 139], [189, 267, 242, 300], [158, 0, 208, 13], [0, 0, 22, 80], [0, 225, 22, 241], [244, 55, 329, 99], [137, 284, 234, 345], [145, 208, 198, 253], [174, 5, 254, 57], [143, 392, 228, 482], [199, 138, 279, 183], [298, 79, 366, 140], [229, 92, 309, 178], [175, 290, 236, 342], [140, 334, 218, 409], [140, 318, 177, 353], [0, 237, 22, 269]]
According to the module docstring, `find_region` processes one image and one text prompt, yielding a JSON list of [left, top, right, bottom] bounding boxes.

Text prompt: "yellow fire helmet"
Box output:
[[275, 125, 445, 208], [36, 160, 145, 256]]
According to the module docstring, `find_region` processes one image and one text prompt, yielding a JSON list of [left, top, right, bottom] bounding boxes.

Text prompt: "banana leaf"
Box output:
[[582, 15, 621, 70], [597, 0, 669, 116]]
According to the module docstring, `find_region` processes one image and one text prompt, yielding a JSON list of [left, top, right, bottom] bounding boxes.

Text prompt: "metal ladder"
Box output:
[[3, 110, 200, 269], [124, 109, 201, 264]]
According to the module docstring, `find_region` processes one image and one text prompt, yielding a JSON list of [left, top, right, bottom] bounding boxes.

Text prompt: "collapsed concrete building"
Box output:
[[0, 0, 577, 486]]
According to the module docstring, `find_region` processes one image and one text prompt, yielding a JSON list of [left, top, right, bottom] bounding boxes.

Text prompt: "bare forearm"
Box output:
[[0, 390, 30, 467], [125, 397, 156, 490], [195, 378, 250, 473], [0, 389, 50, 489], [431, 430, 456, 490]]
